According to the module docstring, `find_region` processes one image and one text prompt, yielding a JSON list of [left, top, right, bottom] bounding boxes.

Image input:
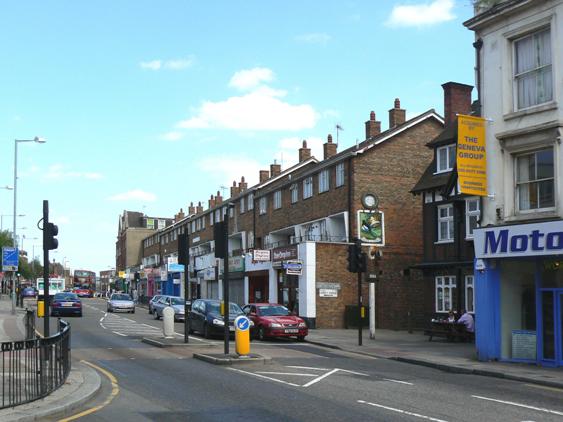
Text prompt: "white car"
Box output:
[[107, 293, 135, 313]]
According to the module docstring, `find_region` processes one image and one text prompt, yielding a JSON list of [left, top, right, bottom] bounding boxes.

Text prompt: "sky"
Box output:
[[0, 0, 477, 275]]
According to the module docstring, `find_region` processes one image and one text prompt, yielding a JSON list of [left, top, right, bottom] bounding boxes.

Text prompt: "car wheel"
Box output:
[[258, 326, 266, 341], [131, 309, 135, 314], [78, 312, 83, 317], [203, 323, 211, 339], [297, 336, 306, 342], [148, 307, 152, 314], [154, 310, 160, 320]]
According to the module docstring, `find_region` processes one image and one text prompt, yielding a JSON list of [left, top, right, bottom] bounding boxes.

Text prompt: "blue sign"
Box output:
[[235, 316, 250, 331], [2, 247, 19, 271]]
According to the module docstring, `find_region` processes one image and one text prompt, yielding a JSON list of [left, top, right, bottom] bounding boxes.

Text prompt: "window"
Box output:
[[290, 184, 298, 204], [336, 163, 345, 187], [158, 219, 166, 229], [437, 204, 454, 242], [240, 197, 245, 214], [303, 176, 313, 199], [273, 190, 282, 209], [248, 193, 254, 210], [514, 28, 552, 110], [201, 216, 205, 229], [465, 275, 475, 313], [424, 192, 433, 204], [259, 197, 267, 215], [209, 213, 214, 226], [229, 207, 234, 218], [247, 231, 254, 248], [436, 276, 456, 313], [191, 221, 195, 233], [319, 169, 330, 193], [465, 197, 480, 238], [146, 218, 155, 229], [436, 144, 456, 173], [516, 148, 554, 211]]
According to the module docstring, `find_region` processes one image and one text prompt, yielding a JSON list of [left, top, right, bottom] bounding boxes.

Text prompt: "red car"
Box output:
[[242, 303, 308, 341], [73, 287, 93, 298]]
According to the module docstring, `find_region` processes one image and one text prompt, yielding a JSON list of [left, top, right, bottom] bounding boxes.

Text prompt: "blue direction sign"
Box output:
[[2, 247, 19, 271], [235, 316, 250, 331]]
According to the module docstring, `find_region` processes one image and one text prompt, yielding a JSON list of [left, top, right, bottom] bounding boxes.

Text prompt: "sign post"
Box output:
[[234, 315, 251, 356]]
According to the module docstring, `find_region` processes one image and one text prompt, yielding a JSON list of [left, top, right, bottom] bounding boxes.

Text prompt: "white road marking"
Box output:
[[123, 318, 136, 322], [100, 324, 107, 329], [302, 368, 339, 387], [99, 317, 104, 322], [112, 331, 127, 337], [383, 378, 414, 385], [286, 366, 331, 371], [228, 367, 300, 387], [336, 368, 369, 376], [256, 372, 317, 377], [472, 395, 563, 416], [358, 400, 448, 422]]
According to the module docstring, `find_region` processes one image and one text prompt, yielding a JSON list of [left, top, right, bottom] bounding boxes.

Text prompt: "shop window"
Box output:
[[465, 198, 480, 239], [437, 204, 454, 242], [465, 275, 474, 313], [336, 163, 345, 187], [436, 144, 455, 173], [514, 27, 552, 110], [435, 276, 456, 313], [516, 148, 554, 212]]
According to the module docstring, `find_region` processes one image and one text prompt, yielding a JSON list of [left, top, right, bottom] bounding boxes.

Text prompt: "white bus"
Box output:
[[36, 278, 65, 296]]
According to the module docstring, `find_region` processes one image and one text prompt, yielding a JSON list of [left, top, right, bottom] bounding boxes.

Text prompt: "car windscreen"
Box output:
[[258, 305, 290, 316], [54, 293, 78, 300], [171, 297, 184, 306], [207, 302, 243, 314], [112, 294, 132, 301]]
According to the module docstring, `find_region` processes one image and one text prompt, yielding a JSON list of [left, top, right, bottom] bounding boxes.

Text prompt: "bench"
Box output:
[[424, 321, 474, 342]]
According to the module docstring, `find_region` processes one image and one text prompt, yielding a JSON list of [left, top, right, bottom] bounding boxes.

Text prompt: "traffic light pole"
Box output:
[[223, 213, 230, 355], [42, 200, 50, 338], [358, 269, 362, 346]]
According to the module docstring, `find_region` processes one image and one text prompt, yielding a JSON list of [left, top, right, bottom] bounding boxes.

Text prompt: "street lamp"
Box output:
[[0, 214, 24, 231], [12, 136, 45, 314]]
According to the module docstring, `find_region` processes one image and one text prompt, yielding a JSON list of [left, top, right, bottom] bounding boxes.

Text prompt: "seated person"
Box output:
[[457, 309, 474, 333], [447, 310, 456, 323]]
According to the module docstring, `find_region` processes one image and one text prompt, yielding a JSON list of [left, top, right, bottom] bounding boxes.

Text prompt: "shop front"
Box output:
[[272, 245, 301, 315], [228, 256, 245, 305], [474, 221, 563, 367]]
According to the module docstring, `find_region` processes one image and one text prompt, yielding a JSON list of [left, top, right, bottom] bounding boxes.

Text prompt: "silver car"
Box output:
[[107, 293, 135, 313], [153, 296, 185, 321]]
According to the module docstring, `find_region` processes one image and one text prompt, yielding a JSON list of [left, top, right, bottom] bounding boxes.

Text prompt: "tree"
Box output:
[[0, 230, 14, 249]]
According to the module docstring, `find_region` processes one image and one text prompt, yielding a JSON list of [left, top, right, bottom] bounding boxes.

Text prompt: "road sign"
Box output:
[[235, 315, 250, 331], [2, 247, 19, 271]]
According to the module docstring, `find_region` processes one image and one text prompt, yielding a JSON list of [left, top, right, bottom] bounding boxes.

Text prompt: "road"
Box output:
[[40, 298, 563, 421]]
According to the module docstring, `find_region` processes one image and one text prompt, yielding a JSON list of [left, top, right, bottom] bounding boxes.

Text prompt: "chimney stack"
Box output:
[[196, 201, 203, 214], [238, 176, 248, 192], [323, 134, 337, 159], [259, 170, 269, 183], [270, 161, 281, 177], [215, 190, 223, 205], [365, 111, 381, 139], [389, 98, 406, 128], [230, 180, 240, 198], [175, 208, 185, 222], [188, 202, 196, 215], [298, 140, 311, 162], [442, 82, 473, 125], [208, 194, 216, 209]]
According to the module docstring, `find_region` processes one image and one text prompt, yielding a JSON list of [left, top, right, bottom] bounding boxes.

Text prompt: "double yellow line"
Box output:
[[58, 360, 120, 421]]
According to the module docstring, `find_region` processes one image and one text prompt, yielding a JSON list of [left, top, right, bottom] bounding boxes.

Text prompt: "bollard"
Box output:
[[37, 300, 44, 318], [162, 307, 175, 338], [234, 315, 251, 356]]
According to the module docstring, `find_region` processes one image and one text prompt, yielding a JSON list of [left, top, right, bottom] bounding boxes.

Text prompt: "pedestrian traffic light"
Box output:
[[44, 222, 58, 250], [355, 240, 367, 273], [347, 244, 358, 273]]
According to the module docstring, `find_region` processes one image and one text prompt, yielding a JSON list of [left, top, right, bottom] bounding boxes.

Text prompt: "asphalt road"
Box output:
[[40, 298, 563, 421]]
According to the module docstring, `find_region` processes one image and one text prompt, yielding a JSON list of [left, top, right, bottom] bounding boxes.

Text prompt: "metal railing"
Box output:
[[0, 318, 71, 409]]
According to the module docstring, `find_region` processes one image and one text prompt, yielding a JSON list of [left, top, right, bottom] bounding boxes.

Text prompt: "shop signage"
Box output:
[[167, 256, 178, 265], [316, 282, 341, 290], [474, 221, 563, 258], [228, 256, 245, 272], [202, 267, 217, 281], [357, 210, 385, 245], [252, 249, 271, 262], [283, 260, 302, 275], [457, 114, 487, 196], [319, 288, 338, 297], [192, 236, 200, 244], [118, 271, 126, 278], [273, 245, 298, 262], [511, 330, 536, 360], [167, 263, 184, 273]]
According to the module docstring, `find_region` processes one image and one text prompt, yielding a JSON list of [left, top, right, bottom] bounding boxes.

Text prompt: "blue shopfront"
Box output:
[[474, 221, 563, 367], [160, 263, 184, 297]]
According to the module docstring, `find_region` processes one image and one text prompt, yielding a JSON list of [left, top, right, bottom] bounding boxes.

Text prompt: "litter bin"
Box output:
[[344, 305, 370, 329]]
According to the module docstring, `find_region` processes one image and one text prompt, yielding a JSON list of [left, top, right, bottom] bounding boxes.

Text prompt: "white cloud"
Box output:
[[44, 164, 103, 181], [52, 215, 70, 225], [140, 56, 195, 71], [159, 131, 184, 142], [107, 189, 157, 202], [229, 67, 275, 91], [177, 86, 318, 131], [198, 156, 262, 188], [294, 33, 331, 44], [386, 0, 455, 27]]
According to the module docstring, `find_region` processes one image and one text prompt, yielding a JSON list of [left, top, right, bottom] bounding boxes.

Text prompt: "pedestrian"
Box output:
[[457, 309, 474, 333]]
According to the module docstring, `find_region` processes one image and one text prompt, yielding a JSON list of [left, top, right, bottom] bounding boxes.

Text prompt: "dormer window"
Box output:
[[436, 144, 456, 173]]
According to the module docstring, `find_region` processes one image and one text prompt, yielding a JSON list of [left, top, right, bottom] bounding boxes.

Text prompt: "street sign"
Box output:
[[235, 316, 251, 331], [283, 260, 303, 275], [2, 247, 19, 272]]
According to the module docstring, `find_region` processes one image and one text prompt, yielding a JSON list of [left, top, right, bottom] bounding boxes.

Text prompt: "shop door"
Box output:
[[559, 292, 563, 366]]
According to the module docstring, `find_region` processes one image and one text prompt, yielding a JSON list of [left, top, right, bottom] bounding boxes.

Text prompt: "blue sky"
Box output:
[[0, 0, 476, 274]]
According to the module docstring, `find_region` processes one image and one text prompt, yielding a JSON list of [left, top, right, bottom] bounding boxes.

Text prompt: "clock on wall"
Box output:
[[361, 193, 379, 210]]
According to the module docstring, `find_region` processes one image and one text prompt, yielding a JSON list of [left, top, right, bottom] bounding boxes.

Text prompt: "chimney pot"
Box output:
[[389, 98, 406, 128], [298, 140, 311, 162], [270, 162, 281, 177], [365, 111, 381, 139], [324, 134, 338, 159]]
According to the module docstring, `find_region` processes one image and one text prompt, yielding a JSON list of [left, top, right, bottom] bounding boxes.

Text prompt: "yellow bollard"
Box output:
[[37, 300, 44, 318], [234, 316, 251, 356]]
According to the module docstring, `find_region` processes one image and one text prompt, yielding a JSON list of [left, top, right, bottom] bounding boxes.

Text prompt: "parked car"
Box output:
[[242, 303, 308, 341], [189, 299, 248, 338], [21, 287, 37, 298], [148, 295, 164, 314], [152, 296, 185, 321], [51, 292, 82, 317], [107, 293, 135, 313], [73, 287, 93, 298]]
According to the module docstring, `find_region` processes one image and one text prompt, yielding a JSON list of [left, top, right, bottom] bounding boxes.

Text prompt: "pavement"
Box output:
[[1, 295, 563, 420]]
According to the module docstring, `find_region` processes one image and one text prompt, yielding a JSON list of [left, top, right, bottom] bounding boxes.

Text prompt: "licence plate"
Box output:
[[63, 303, 73, 307], [285, 329, 298, 333], [229, 327, 235, 331]]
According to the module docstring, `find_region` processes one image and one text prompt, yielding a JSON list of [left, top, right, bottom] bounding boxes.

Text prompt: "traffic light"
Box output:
[[44, 222, 59, 250], [355, 239, 367, 273], [347, 244, 359, 273]]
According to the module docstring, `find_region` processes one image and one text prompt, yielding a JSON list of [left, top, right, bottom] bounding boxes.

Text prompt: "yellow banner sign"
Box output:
[[457, 115, 487, 196], [118, 271, 125, 278]]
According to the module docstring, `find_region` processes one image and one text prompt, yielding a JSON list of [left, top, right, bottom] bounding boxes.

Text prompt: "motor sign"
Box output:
[[2, 247, 18, 271], [235, 316, 250, 331]]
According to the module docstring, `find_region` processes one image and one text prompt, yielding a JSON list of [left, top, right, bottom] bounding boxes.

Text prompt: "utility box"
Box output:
[[37, 300, 44, 318], [344, 305, 370, 329]]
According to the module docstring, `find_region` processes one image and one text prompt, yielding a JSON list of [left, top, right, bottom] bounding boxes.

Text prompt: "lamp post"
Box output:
[[0, 213, 23, 232], [12, 137, 45, 314]]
